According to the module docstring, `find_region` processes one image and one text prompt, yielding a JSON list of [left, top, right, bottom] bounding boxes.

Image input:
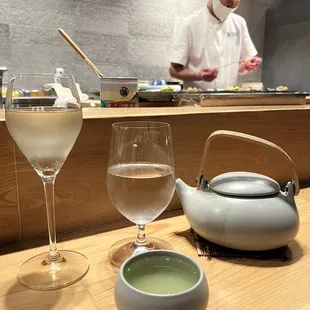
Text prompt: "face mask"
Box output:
[[212, 0, 239, 21]]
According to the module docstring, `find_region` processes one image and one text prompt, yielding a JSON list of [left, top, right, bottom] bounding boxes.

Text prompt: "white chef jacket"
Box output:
[[170, 6, 257, 90]]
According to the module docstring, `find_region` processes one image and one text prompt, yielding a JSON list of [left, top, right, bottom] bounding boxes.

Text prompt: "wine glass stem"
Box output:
[[42, 176, 60, 263], [135, 224, 147, 245]]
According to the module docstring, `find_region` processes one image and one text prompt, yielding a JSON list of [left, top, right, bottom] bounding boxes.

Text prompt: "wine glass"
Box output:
[[5, 74, 89, 290], [107, 121, 175, 267]]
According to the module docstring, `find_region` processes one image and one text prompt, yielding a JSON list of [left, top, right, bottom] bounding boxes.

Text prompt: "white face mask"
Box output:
[[211, 0, 238, 21]]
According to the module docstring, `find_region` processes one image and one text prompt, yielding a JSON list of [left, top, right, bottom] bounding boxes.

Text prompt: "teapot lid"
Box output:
[[209, 172, 280, 197]]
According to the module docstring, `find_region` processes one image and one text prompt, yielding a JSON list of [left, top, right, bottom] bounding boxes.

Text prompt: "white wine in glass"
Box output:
[[107, 121, 175, 268], [5, 74, 89, 291]]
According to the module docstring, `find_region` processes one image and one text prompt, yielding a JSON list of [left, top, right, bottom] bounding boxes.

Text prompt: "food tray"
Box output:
[[138, 89, 308, 100], [173, 91, 309, 107], [201, 93, 308, 107]]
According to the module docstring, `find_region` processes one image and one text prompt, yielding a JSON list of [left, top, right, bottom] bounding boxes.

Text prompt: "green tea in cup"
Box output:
[[115, 250, 209, 310], [124, 255, 200, 295]]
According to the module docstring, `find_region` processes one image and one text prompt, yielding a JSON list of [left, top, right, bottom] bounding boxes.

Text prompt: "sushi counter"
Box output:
[[2, 104, 310, 245]]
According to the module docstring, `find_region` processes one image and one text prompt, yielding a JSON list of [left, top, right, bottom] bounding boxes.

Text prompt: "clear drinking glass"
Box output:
[[5, 74, 89, 290], [107, 121, 175, 267]]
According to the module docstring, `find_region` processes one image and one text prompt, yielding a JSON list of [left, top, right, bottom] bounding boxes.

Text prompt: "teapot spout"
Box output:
[[176, 178, 190, 196], [175, 178, 197, 200], [176, 178, 204, 223]]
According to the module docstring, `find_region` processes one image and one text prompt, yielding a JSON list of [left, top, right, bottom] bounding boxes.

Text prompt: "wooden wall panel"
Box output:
[[0, 123, 19, 243], [15, 118, 182, 240], [8, 108, 310, 241]]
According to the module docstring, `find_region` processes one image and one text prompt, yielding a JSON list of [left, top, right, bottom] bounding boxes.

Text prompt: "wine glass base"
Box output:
[[17, 250, 90, 291], [109, 237, 173, 268]]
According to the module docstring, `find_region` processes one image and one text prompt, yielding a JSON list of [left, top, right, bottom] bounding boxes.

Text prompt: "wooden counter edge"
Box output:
[[2, 104, 310, 121]]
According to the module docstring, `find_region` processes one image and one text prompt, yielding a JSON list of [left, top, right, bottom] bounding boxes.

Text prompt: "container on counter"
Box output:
[[100, 77, 139, 108], [241, 82, 264, 91], [151, 80, 166, 86], [30, 90, 45, 97]]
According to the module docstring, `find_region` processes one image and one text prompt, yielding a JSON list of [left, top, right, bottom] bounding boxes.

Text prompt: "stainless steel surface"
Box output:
[[199, 91, 309, 98], [11, 97, 57, 107], [137, 90, 309, 104], [173, 91, 309, 103], [102, 77, 138, 81], [138, 91, 173, 102], [100, 77, 138, 104]]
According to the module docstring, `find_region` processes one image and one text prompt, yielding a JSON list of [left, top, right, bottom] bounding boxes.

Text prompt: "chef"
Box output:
[[169, 0, 262, 90]]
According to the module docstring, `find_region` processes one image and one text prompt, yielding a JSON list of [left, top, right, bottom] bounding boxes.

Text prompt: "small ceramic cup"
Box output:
[[114, 250, 209, 310]]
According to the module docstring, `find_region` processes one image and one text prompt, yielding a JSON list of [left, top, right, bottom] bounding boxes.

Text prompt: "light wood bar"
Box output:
[[2, 105, 310, 244], [1, 187, 310, 309]]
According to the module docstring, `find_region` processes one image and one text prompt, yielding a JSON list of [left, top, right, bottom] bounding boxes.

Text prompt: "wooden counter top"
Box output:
[[81, 104, 310, 119], [2, 104, 310, 121], [1, 187, 310, 309]]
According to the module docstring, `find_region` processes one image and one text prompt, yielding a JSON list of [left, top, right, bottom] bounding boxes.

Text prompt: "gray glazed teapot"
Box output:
[[176, 130, 300, 251]]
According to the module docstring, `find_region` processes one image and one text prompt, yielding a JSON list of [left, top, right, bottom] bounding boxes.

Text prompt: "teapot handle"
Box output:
[[197, 130, 300, 195]]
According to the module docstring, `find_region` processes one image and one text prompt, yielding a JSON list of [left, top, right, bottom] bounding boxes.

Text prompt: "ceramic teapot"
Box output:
[[176, 130, 300, 251]]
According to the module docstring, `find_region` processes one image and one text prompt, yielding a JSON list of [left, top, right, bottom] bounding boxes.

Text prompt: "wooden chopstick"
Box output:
[[217, 59, 245, 70], [58, 28, 104, 78]]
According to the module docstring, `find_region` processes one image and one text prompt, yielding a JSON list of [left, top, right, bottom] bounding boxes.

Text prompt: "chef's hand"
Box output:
[[197, 68, 218, 82], [244, 57, 263, 72]]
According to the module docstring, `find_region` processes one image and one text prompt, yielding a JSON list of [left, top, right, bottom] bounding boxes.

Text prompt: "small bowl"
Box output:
[[114, 250, 209, 310]]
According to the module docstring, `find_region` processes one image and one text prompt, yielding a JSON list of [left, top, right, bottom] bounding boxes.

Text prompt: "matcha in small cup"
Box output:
[[114, 250, 209, 310]]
